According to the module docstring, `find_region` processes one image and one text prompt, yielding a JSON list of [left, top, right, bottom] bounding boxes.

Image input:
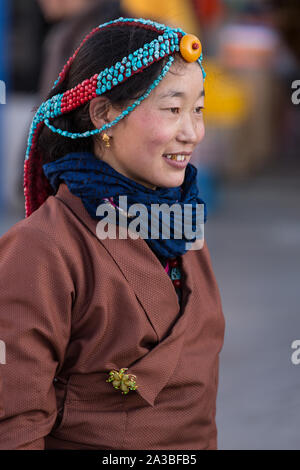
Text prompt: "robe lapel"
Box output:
[[126, 251, 195, 407]]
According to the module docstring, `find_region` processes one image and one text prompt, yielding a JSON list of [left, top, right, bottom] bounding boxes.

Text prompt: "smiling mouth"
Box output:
[[163, 154, 189, 162]]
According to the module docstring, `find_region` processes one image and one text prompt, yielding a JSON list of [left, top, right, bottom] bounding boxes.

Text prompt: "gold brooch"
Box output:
[[106, 368, 138, 395]]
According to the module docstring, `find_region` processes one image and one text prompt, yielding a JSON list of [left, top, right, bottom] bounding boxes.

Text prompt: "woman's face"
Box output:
[[94, 58, 205, 190]]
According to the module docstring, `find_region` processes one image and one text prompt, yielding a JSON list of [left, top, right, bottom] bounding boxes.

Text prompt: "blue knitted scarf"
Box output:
[[43, 152, 207, 258]]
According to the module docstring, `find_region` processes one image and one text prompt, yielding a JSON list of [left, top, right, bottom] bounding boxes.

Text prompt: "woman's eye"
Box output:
[[165, 107, 204, 114]]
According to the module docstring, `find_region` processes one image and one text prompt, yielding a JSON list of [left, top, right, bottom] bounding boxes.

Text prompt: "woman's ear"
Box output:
[[89, 97, 111, 131]]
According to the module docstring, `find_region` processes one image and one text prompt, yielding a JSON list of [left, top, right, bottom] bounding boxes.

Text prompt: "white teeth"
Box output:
[[164, 154, 187, 161]]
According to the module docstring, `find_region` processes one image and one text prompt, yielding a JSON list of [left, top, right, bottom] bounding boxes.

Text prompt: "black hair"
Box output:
[[37, 24, 172, 164]]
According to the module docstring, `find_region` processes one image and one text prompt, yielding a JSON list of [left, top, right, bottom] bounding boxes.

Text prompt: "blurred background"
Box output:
[[0, 0, 299, 449]]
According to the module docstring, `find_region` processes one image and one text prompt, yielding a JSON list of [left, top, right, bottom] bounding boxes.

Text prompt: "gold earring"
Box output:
[[102, 133, 111, 148]]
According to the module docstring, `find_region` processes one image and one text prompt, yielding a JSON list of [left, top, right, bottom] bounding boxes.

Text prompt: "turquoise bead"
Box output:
[[170, 267, 181, 280], [112, 78, 118, 86], [118, 74, 123, 82]]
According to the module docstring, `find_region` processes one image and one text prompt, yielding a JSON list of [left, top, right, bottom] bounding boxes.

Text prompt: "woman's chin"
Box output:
[[159, 173, 186, 188], [141, 171, 186, 190]]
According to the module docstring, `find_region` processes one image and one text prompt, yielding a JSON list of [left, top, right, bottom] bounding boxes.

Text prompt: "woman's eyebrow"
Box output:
[[158, 89, 205, 99]]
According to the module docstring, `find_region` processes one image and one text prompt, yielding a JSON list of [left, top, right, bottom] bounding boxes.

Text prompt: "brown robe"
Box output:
[[0, 183, 225, 449]]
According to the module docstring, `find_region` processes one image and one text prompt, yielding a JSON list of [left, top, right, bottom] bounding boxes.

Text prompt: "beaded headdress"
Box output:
[[24, 17, 205, 217]]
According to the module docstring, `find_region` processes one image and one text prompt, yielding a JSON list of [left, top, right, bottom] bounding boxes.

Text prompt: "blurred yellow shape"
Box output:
[[203, 60, 250, 127], [122, 0, 200, 35]]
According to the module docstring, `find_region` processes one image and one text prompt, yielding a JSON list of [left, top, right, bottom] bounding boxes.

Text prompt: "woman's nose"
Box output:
[[177, 114, 204, 144]]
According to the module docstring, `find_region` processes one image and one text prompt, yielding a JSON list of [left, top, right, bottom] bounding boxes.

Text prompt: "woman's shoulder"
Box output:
[[0, 188, 85, 259]]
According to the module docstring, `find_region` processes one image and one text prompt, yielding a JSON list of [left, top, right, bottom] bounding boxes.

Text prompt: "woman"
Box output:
[[0, 18, 225, 450]]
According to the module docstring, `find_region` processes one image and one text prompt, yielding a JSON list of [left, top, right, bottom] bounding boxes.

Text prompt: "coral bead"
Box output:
[[169, 259, 178, 268], [179, 34, 202, 63], [173, 279, 181, 288]]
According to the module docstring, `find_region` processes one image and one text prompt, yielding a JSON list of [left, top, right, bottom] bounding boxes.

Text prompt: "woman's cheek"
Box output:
[[149, 117, 175, 146], [135, 110, 175, 150], [144, 129, 174, 155], [138, 109, 170, 133]]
